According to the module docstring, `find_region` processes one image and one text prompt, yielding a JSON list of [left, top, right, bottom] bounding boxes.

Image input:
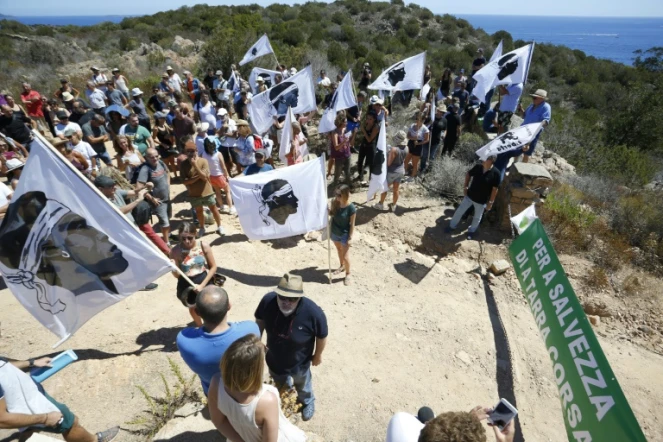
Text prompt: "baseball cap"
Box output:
[[215, 70, 223, 75], [217, 108, 228, 116], [94, 175, 116, 188], [63, 127, 77, 137], [56, 110, 69, 119]]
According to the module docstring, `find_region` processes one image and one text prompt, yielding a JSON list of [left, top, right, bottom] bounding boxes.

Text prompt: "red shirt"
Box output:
[[20, 90, 44, 118]]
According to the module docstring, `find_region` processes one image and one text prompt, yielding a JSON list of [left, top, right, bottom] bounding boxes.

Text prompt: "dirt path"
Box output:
[[1, 179, 662, 442]]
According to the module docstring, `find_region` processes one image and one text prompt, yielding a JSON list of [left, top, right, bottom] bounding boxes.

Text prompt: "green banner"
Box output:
[[508, 219, 647, 442]]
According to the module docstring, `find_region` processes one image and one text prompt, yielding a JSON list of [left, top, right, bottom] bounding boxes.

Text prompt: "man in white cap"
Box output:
[[195, 122, 211, 154], [212, 70, 231, 109], [517, 89, 551, 162], [255, 273, 328, 421], [90, 66, 108, 92], [370, 95, 389, 124], [128, 88, 151, 130]]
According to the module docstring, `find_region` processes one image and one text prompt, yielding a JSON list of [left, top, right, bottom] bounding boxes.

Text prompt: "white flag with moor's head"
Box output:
[[475, 122, 544, 160], [368, 52, 426, 92], [249, 67, 280, 94], [0, 136, 173, 342], [279, 107, 296, 163], [229, 156, 328, 240], [318, 70, 357, 134], [489, 40, 504, 63], [473, 43, 535, 104], [248, 65, 317, 135], [239, 34, 275, 66], [367, 119, 388, 202]]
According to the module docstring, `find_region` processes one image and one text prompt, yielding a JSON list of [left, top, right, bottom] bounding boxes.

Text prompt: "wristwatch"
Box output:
[[28, 358, 35, 368]]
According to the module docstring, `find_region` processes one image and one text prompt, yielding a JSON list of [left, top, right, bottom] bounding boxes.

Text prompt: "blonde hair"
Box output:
[[221, 334, 264, 394]]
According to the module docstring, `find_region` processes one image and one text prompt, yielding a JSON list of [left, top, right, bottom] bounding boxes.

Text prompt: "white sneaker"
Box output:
[[390, 203, 398, 212], [229, 206, 237, 216], [197, 228, 206, 238], [217, 226, 226, 236], [373, 203, 385, 211], [221, 205, 230, 213]]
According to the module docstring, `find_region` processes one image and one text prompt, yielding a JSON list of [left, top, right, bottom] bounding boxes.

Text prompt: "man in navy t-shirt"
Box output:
[[177, 286, 260, 396], [255, 273, 328, 422]]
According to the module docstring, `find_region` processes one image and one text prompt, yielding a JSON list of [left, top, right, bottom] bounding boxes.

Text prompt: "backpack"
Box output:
[[253, 135, 263, 151], [371, 149, 385, 176], [130, 159, 168, 185]]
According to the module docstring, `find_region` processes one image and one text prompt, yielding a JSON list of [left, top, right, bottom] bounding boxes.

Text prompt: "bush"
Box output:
[[454, 133, 483, 164], [404, 19, 420, 38], [426, 157, 473, 198], [442, 30, 458, 46]]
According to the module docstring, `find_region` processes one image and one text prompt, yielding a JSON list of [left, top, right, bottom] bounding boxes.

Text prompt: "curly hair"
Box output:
[[418, 412, 486, 442]]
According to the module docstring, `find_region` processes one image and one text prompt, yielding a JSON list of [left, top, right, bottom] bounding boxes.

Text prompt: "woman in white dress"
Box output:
[[208, 334, 307, 442]]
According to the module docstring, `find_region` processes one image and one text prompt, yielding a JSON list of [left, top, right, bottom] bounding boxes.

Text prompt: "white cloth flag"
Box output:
[[367, 119, 388, 202], [318, 70, 357, 134], [239, 34, 275, 66], [510, 204, 538, 234], [248, 65, 316, 135], [229, 156, 327, 240], [419, 81, 431, 101], [475, 122, 544, 160], [368, 52, 426, 92], [0, 136, 173, 343], [249, 67, 280, 94], [489, 40, 504, 63], [279, 107, 296, 163], [473, 43, 535, 104]]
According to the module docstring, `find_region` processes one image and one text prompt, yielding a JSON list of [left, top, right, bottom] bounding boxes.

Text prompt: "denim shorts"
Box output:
[[331, 231, 349, 244]]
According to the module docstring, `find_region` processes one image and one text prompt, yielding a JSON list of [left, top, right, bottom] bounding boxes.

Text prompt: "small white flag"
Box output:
[[419, 81, 431, 101], [367, 119, 388, 202], [475, 122, 544, 160], [279, 107, 296, 163], [430, 99, 436, 125], [510, 204, 538, 234], [369, 52, 426, 92], [249, 67, 281, 94], [318, 70, 357, 134], [229, 156, 328, 240], [489, 40, 504, 63], [0, 136, 173, 343], [473, 43, 535, 104], [248, 65, 316, 135], [239, 34, 275, 66]]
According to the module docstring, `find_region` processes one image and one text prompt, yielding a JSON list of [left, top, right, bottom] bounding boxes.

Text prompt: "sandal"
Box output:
[[333, 267, 345, 275]]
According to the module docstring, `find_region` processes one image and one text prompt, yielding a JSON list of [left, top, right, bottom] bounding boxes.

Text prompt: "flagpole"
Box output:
[[273, 52, 280, 70], [323, 152, 332, 284], [31, 131, 199, 291]]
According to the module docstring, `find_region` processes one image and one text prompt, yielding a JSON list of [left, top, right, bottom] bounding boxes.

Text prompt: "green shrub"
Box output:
[[442, 30, 458, 46], [404, 19, 420, 38]]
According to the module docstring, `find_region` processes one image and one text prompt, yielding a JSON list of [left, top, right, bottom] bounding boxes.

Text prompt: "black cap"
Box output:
[[56, 110, 69, 119], [94, 175, 115, 188]]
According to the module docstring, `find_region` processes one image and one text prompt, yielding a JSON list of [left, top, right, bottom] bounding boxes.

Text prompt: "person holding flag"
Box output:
[[373, 131, 408, 213], [516, 89, 551, 162]]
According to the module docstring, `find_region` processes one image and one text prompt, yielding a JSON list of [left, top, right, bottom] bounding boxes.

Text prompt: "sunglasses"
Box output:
[[277, 294, 299, 302], [180, 235, 196, 241], [185, 150, 196, 154]]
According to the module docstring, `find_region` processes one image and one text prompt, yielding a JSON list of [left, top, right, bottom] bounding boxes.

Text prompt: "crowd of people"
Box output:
[[0, 49, 549, 441]]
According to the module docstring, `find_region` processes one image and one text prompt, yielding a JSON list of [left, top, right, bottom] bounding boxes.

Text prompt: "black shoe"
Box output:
[[141, 283, 158, 291]]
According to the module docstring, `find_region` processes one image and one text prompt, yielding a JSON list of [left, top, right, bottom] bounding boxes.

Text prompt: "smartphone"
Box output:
[[487, 398, 518, 430]]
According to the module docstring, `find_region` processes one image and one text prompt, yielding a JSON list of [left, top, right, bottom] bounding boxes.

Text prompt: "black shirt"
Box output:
[[0, 113, 32, 144], [235, 100, 248, 120], [346, 104, 360, 122], [255, 293, 328, 375], [203, 74, 215, 91], [430, 117, 447, 145], [70, 110, 96, 127], [467, 164, 501, 205], [444, 113, 461, 140], [472, 56, 486, 70]]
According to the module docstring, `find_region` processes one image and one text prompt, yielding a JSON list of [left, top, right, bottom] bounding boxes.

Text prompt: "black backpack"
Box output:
[[371, 149, 385, 176]]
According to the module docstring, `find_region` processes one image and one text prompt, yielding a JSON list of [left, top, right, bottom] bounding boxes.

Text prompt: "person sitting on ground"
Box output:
[[180, 138, 225, 237], [136, 148, 172, 244], [82, 114, 112, 167], [404, 111, 430, 182], [170, 222, 218, 327], [374, 130, 408, 213], [114, 134, 144, 179], [64, 128, 98, 177], [208, 334, 308, 442], [201, 137, 236, 215], [177, 286, 260, 396], [445, 154, 500, 241], [330, 185, 356, 286], [105, 81, 127, 108], [0, 356, 120, 442], [242, 149, 273, 176], [255, 274, 328, 422], [0, 105, 33, 151]]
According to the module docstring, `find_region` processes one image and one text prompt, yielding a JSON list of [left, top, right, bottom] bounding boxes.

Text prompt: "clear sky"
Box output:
[[2, 0, 663, 18]]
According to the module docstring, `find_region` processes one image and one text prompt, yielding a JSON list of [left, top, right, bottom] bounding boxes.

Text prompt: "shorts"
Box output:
[[189, 193, 216, 208], [38, 391, 76, 433], [387, 171, 404, 184], [210, 174, 228, 189], [177, 271, 208, 307], [346, 121, 359, 133], [408, 140, 423, 157], [157, 145, 178, 159], [331, 231, 349, 244], [152, 200, 171, 227], [498, 111, 514, 129]]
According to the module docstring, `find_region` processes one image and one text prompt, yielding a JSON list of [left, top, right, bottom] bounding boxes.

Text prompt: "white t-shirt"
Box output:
[[71, 141, 97, 172], [168, 73, 182, 92], [0, 182, 13, 207], [195, 102, 217, 129], [86, 89, 107, 109], [55, 121, 82, 137], [385, 412, 424, 442], [408, 124, 430, 141]]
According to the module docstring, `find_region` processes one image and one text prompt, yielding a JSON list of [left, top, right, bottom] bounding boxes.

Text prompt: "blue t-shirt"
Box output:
[[523, 102, 552, 127], [499, 84, 523, 113], [254, 293, 328, 376], [243, 163, 274, 175], [176, 321, 260, 395]]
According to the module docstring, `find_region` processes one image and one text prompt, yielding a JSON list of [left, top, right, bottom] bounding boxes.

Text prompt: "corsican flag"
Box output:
[[367, 119, 388, 202], [475, 122, 544, 160], [509, 204, 538, 234], [489, 40, 504, 63], [419, 81, 431, 101], [0, 136, 173, 344], [249, 67, 281, 94], [279, 107, 296, 163], [229, 156, 328, 240], [248, 65, 316, 135], [368, 52, 426, 92], [318, 70, 357, 134], [239, 34, 275, 66], [473, 43, 535, 104], [227, 70, 240, 97]]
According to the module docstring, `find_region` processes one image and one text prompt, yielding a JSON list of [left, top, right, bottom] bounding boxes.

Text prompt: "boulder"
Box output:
[[509, 162, 553, 187], [489, 259, 511, 276], [172, 35, 196, 53]]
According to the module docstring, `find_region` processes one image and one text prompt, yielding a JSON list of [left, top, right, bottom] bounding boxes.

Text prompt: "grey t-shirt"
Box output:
[[137, 160, 170, 201], [107, 89, 125, 107], [81, 121, 107, 154], [387, 146, 408, 174], [113, 189, 135, 223], [129, 99, 149, 121]]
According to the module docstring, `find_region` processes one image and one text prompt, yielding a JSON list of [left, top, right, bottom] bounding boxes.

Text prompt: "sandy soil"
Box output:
[[1, 157, 663, 442]]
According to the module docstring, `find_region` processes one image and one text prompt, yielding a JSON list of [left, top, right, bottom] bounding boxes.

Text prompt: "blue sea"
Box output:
[[457, 15, 663, 66], [7, 14, 663, 66]]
